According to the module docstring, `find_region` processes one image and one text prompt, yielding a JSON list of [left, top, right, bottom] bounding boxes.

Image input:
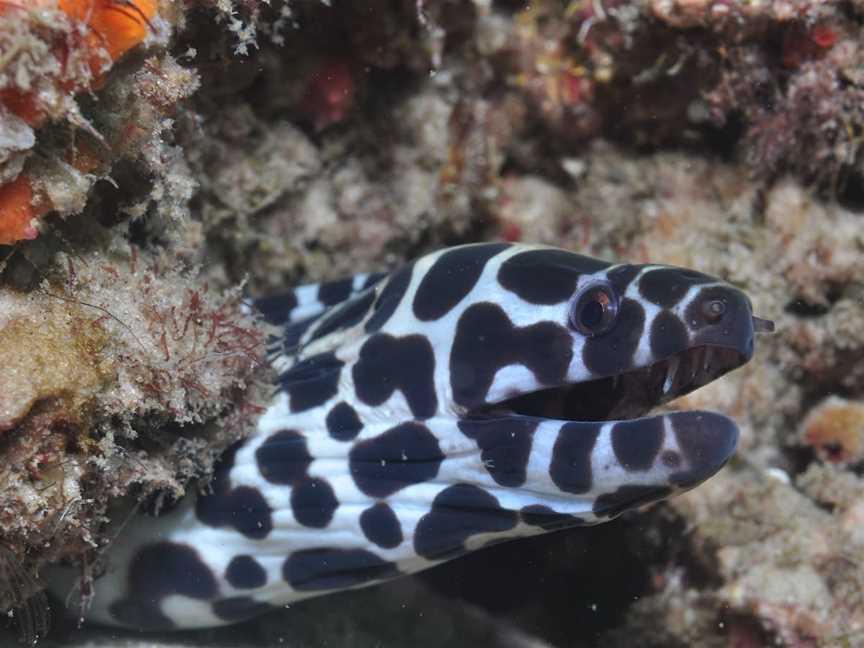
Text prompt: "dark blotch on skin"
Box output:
[[254, 290, 298, 326], [284, 548, 398, 591], [326, 402, 364, 441], [450, 302, 572, 409], [353, 333, 437, 419], [365, 263, 414, 333], [363, 272, 388, 290], [498, 249, 609, 305], [414, 483, 517, 559], [212, 597, 276, 623], [520, 504, 585, 530], [225, 555, 268, 590], [196, 485, 273, 540], [291, 477, 339, 528], [310, 289, 377, 342], [255, 430, 340, 529], [638, 267, 712, 309], [108, 542, 218, 630], [413, 243, 510, 321], [256, 430, 311, 485], [318, 277, 354, 306], [606, 265, 641, 296], [611, 417, 664, 472], [549, 422, 601, 494], [662, 450, 682, 468], [649, 310, 689, 359], [458, 417, 539, 487], [593, 485, 673, 518], [281, 313, 323, 350], [197, 441, 273, 540], [581, 298, 645, 376], [349, 422, 444, 498], [360, 502, 404, 549], [668, 412, 739, 488], [279, 352, 344, 412]]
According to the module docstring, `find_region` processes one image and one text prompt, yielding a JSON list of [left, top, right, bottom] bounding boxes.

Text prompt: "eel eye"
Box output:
[[702, 299, 726, 323], [569, 281, 619, 337]]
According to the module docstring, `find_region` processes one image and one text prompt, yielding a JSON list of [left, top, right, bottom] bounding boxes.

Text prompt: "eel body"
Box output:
[[49, 243, 772, 630]]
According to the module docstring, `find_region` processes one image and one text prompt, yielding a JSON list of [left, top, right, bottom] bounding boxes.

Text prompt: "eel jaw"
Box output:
[[471, 310, 775, 424], [487, 344, 749, 423], [463, 346, 749, 503], [464, 314, 772, 497]]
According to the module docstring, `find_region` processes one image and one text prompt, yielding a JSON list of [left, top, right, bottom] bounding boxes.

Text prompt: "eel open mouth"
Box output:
[[463, 313, 774, 494], [471, 316, 775, 424], [492, 345, 746, 422]]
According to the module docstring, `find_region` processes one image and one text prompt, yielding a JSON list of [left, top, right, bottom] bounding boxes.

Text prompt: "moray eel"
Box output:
[[49, 243, 773, 630]]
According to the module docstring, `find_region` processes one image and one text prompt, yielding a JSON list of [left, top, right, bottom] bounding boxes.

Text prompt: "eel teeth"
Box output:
[[703, 346, 714, 375], [663, 355, 680, 395]]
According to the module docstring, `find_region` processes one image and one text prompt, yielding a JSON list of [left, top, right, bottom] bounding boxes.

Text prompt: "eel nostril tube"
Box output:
[[752, 316, 775, 333]]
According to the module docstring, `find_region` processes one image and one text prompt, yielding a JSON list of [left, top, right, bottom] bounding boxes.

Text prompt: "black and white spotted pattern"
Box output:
[[50, 243, 770, 630]]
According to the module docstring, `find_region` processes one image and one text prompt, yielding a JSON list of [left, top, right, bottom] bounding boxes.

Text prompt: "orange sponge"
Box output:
[[0, 0, 157, 244], [0, 0, 157, 124], [0, 88, 41, 126], [59, 0, 158, 75], [0, 176, 43, 245]]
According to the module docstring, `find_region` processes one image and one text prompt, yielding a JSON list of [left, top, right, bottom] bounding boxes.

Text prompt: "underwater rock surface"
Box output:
[[1, 0, 863, 646]]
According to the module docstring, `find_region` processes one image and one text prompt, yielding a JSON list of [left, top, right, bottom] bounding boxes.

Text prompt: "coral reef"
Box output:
[[0, 0, 171, 245], [0, 247, 266, 640], [1, 0, 864, 646]]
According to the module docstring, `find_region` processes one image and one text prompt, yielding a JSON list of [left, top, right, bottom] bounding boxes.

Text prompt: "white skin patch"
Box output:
[[161, 595, 223, 628], [487, 363, 542, 405], [290, 284, 326, 321], [624, 268, 662, 367]]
